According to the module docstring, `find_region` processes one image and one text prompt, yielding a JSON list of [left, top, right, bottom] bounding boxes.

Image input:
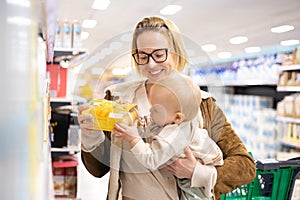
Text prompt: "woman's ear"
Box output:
[[174, 112, 184, 124]]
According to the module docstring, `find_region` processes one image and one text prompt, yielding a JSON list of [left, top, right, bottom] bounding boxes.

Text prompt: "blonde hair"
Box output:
[[152, 72, 201, 121], [131, 16, 188, 72]]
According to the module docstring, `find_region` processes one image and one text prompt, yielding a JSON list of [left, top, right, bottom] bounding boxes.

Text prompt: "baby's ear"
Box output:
[[174, 112, 184, 124]]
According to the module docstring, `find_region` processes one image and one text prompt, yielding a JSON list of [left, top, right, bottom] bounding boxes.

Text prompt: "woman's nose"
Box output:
[[148, 56, 156, 67]]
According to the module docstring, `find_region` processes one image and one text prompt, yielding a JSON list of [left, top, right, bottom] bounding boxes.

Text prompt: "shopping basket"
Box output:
[[222, 158, 300, 200]]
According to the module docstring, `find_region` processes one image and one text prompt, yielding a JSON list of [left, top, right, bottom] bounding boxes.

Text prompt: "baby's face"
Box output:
[[149, 85, 179, 126]]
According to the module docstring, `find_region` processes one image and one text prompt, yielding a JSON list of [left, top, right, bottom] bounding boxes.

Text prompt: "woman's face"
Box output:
[[136, 31, 176, 83]]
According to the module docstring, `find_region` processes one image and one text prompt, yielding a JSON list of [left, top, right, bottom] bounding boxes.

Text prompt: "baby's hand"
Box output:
[[113, 123, 139, 142]]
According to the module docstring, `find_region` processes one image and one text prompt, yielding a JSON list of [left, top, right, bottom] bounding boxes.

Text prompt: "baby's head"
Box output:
[[149, 72, 201, 126]]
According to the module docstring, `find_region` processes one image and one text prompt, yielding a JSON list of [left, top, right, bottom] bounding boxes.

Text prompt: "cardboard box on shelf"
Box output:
[[52, 167, 65, 196], [52, 155, 78, 198]]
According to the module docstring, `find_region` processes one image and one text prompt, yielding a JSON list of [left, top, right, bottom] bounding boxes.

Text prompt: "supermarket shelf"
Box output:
[[276, 116, 300, 124], [279, 64, 300, 72], [281, 140, 300, 149], [277, 86, 300, 92], [51, 147, 80, 154], [198, 80, 277, 87], [50, 97, 73, 102]]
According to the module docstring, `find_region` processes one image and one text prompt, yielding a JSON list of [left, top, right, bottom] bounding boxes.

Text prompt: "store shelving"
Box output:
[[51, 147, 81, 154], [277, 116, 300, 124]]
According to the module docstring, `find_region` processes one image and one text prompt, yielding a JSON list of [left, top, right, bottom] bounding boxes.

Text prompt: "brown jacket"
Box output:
[[81, 87, 256, 200]]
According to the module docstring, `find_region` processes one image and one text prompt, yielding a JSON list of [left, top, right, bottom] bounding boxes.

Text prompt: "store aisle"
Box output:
[[77, 152, 109, 200]]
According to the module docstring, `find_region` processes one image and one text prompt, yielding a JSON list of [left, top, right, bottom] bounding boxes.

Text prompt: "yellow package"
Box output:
[[82, 99, 138, 131]]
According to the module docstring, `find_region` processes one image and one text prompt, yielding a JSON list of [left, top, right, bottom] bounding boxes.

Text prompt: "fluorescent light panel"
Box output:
[[160, 5, 182, 15], [217, 52, 232, 59], [245, 46, 261, 53], [271, 25, 294, 33], [6, 0, 30, 7], [201, 44, 216, 52], [229, 36, 248, 44], [280, 39, 299, 46], [82, 20, 97, 28], [92, 0, 110, 10]]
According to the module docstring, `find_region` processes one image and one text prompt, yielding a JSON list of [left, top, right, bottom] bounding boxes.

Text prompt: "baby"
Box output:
[[113, 72, 223, 199]]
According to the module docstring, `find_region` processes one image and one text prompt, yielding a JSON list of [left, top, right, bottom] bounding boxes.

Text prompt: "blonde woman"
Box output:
[[78, 16, 256, 200]]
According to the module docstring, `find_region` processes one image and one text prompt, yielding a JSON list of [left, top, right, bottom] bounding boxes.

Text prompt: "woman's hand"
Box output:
[[78, 104, 104, 151], [164, 147, 197, 179]]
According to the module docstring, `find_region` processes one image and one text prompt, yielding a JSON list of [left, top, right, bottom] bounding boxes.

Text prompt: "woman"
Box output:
[[78, 16, 256, 200]]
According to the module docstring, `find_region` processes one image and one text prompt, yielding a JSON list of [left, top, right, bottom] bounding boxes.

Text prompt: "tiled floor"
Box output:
[[77, 152, 109, 200]]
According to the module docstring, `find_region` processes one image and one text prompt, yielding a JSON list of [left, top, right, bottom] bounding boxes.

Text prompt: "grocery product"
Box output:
[[82, 99, 138, 131]]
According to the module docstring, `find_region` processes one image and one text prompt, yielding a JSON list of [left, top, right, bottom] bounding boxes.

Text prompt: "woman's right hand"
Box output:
[[78, 103, 105, 152], [78, 104, 94, 130]]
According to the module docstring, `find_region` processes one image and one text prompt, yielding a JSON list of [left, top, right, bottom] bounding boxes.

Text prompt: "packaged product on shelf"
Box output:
[[82, 99, 138, 131], [52, 167, 65, 196], [55, 20, 63, 48], [294, 94, 300, 118], [282, 51, 295, 66], [276, 100, 285, 117], [283, 95, 295, 117], [64, 167, 77, 197], [294, 47, 300, 64], [72, 20, 82, 49], [294, 71, 300, 86], [62, 20, 72, 49]]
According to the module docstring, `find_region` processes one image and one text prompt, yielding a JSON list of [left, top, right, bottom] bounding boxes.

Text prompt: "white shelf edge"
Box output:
[[198, 80, 277, 87], [51, 147, 80, 153], [276, 86, 300, 92], [278, 64, 300, 72], [276, 116, 300, 124], [281, 140, 300, 149]]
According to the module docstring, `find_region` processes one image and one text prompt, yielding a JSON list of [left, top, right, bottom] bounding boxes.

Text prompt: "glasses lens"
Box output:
[[152, 49, 167, 63], [133, 53, 148, 65]]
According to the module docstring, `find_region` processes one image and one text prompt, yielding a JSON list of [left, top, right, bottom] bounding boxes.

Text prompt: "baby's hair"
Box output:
[[152, 72, 201, 121]]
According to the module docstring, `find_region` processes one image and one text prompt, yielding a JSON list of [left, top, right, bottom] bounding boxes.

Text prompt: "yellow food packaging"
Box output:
[[82, 99, 138, 131]]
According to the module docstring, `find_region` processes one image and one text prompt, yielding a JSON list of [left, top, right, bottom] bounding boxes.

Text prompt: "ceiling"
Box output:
[[56, 0, 300, 68]]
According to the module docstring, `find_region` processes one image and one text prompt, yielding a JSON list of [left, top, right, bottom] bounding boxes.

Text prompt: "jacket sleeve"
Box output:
[[81, 131, 111, 177], [200, 97, 256, 199]]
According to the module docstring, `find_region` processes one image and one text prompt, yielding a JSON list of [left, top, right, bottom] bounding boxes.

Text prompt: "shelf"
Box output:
[[281, 140, 300, 149], [276, 116, 300, 124], [277, 86, 300, 92], [51, 147, 80, 154], [199, 80, 277, 87], [279, 64, 300, 72], [54, 47, 87, 58]]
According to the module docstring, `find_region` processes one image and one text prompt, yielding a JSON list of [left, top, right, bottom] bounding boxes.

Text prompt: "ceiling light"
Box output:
[[229, 36, 248, 44], [217, 52, 232, 59], [6, 0, 30, 7], [81, 31, 89, 40], [271, 25, 294, 33], [92, 0, 110, 10], [245, 46, 261, 53], [201, 44, 216, 52], [6, 16, 31, 26], [280, 39, 299, 46], [160, 5, 182, 15], [82, 20, 97, 29]]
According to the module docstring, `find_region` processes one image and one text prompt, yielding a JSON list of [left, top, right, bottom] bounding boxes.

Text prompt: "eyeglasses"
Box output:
[[132, 48, 168, 65]]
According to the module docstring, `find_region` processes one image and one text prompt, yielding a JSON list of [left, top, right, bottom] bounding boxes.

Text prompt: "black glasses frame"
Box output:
[[132, 48, 168, 65]]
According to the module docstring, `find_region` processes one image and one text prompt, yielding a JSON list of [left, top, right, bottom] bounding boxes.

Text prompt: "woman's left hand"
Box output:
[[164, 147, 197, 179]]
